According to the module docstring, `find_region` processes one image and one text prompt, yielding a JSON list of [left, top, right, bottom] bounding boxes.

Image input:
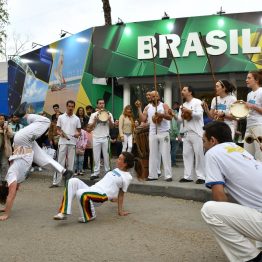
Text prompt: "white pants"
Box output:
[[183, 132, 205, 180], [7, 141, 65, 184], [244, 125, 262, 161], [58, 178, 108, 222], [122, 133, 133, 153], [148, 131, 172, 179], [92, 137, 110, 177], [201, 201, 262, 262], [52, 144, 75, 186]]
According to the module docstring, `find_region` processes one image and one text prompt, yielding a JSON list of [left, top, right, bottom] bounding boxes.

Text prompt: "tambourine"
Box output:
[[230, 100, 249, 120], [98, 110, 109, 123]]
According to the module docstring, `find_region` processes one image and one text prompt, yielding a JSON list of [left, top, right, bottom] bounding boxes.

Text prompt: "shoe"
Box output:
[[79, 171, 84, 176], [30, 167, 35, 172], [13, 102, 28, 118], [90, 175, 99, 181], [179, 178, 193, 183], [146, 178, 158, 181], [38, 167, 43, 172], [78, 216, 96, 223], [49, 184, 59, 188], [165, 178, 173, 182], [195, 179, 205, 184], [53, 213, 67, 220], [158, 173, 161, 178], [63, 170, 74, 181]]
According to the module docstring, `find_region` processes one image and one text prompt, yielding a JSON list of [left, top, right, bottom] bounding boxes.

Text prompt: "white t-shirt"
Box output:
[[147, 102, 170, 134], [205, 142, 262, 211], [246, 87, 262, 128], [89, 111, 114, 138], [93, 168, 132, 199], [211, 95, 237, 128], [6, 153, 34, 185], [178, 98, 204, 137], [57, 113, 81, 145]]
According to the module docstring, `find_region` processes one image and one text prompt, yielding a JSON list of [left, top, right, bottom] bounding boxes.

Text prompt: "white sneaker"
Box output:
[[38, 167, 43, 172], [30, 167, 35, 172], [78, 216, 96, 223], [53, 213, 67, 220]]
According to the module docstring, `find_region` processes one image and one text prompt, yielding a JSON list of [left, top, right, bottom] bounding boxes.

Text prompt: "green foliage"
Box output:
[[0, 0, 9, 55]]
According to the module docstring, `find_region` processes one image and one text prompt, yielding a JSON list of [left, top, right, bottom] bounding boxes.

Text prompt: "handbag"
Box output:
[[76, 148, 85, 156]]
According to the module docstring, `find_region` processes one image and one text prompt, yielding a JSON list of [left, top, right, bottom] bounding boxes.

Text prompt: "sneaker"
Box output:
[[165, 178, 173, 182], [90, 175, 99, 181], [78, 216, 96, 223], [13, 102, 27, 118], [146, 177, 158, 181], [30, 167, 35, 172], [49, 184, 59, 188], [179, 178, 193, 183], [195, 179, 205, 184], [38, 167, 43, 172], [53, 213, 67, 220]]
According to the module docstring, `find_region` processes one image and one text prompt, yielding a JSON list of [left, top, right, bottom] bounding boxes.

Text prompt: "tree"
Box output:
[[0, 0, 9, 57], [101, 0, 112, 25]]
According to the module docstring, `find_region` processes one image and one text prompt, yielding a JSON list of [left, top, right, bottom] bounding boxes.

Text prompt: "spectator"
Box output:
[[0, 115, 13, 181], [110, 120, 122, 157], [50, 100, 81, 188], [76, 107, 89, 129], [48, 118, 60, 151], [83, 124, 93, 171], [119, 105, 135, 153], [51, 104, 62, 121], [74, 128, 88, 176]]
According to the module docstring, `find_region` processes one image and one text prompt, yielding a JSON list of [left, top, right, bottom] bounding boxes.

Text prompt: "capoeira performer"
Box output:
[[201, 121, 262, 262], [202, 79, 237, 139], [136, 91, 173, 181], [178, 86, 206, 184], [0, 104, 73, 221], [88, 99, 114, 180], [53, 152, 142, 223]]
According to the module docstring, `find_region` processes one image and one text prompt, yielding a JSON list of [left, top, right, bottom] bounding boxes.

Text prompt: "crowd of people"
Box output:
[[0, 69, 262, 261]]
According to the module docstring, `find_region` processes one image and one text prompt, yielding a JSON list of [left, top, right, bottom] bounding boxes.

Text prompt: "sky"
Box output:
[[3, 0, 262, 59]]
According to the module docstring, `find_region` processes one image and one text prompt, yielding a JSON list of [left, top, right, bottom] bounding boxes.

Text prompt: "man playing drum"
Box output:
[[88, 99, 114, 180], [136, 91, 173, 182]]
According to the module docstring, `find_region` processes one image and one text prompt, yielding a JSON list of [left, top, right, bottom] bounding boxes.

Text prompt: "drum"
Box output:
[[230, 100, 249, 119], [134, 125, 149, 179], [98, 110, 109, 123], [134, 125, 149, 159]]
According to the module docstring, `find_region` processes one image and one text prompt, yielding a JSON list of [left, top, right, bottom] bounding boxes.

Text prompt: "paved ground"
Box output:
[[0, 172, 227, 262]]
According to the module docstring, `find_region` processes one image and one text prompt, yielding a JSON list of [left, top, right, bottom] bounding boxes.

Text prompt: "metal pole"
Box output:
[[111, 77, 114, 116]]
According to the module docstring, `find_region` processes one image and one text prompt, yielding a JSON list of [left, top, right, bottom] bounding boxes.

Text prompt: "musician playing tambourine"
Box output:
[[202, 80, 237, 139], [177, 86, 205, 184], [88, 99, 114, 180], [135, 91, 173, 182]]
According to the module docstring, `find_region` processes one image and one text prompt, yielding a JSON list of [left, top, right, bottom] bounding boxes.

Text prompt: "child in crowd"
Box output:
[[74, 128, 88, 176]]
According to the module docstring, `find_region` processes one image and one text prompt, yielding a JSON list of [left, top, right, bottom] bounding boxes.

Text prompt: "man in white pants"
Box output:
[[88, 99, 114, 180], [50, 100, 81, 187], [0, 110, 73, 221], [201, 121, 262, 262], [136, 91, 173, 181], [178, 86, 205, 184]]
